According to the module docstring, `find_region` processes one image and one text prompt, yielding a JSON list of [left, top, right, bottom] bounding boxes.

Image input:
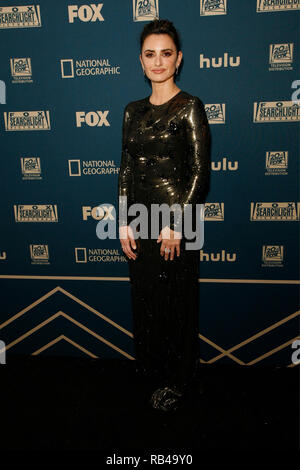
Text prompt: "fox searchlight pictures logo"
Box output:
[[0, 4, 41, 28]]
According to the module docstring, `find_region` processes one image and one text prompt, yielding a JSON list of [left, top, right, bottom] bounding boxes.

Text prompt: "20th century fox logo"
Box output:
[[133, 0, 159, 21]]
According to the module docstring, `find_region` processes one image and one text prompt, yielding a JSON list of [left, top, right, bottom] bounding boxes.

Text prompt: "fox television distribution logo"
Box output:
[[133, 0, 159, 21], [21, 157, 42, 180], [205, 104, 225, 124], [30, 244, 50, 265], [200, 0, 227, 15], [269, 44, 294, 71], [0, 4, 41, 28], [10, 58, 33, 83], [265, 151, 288, 175], [204, 203, 224, 221], [262, 245, 284, 267]]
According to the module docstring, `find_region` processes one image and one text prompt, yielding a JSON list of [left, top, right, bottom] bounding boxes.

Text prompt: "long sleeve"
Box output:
[[118, 103, 134, 228], [169, 96, 211, 231]]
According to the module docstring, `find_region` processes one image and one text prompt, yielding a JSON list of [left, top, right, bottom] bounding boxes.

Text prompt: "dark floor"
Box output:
[[0, 355, 299, 453]]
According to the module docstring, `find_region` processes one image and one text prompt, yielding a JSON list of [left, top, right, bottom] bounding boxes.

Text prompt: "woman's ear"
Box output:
[[177, 50, 183, 68], [139, 54, 145, 74]]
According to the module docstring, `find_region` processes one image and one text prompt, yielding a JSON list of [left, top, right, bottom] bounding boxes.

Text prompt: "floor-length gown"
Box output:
[[118, 90, 211, 397]]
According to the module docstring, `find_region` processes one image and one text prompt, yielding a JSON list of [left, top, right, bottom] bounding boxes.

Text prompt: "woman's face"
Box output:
[[140, 33, 182, 84]]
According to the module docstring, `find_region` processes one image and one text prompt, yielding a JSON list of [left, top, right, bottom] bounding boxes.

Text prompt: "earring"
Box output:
[[176, 65, 179, 75], [143, 68, 145, 75]]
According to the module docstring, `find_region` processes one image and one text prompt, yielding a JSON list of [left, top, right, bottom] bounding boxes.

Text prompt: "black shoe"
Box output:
[[149, 385, 184, 412]]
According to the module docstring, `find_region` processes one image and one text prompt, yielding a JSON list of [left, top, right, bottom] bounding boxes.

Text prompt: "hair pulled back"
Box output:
[[140, 19, 182, 54]]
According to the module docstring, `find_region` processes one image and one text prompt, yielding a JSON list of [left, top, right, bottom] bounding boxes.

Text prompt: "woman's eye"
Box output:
[[145, 52, 172, 58]]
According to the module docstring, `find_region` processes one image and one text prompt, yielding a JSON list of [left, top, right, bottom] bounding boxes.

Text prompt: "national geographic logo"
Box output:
[[68, 4, 104, 22], [262, 245, 284, 267], [200, 0, 227, 15], [205, 104, 225, 124], [75, 247, 126, 263], [257, 0, 300, 12], [265, 151, 288, 176], [14, 204, 58, 222], [21, 157, 42, 180], [4, 111, 51, 131], [204, 203, 224, 221], [250, 202, 300, 221], [212, 157, 238, 172], [269, 44, 294, 71], [253, 101, 300, 122], [133, 0, 159, 22], [68, 159, 118, 176], [10, 58, 33, 83], [60, 59, 120, 78], [30, 244, 50, 265], [76, 111, 110, 127], [0, 5, 41, 28], [200, 249, 236, 262]]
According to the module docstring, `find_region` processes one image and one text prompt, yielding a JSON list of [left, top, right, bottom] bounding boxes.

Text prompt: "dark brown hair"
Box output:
[[140, 19, 182, 54]]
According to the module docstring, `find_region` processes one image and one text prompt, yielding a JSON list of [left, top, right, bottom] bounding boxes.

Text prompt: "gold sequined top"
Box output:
[[118, 90, 211, 231]]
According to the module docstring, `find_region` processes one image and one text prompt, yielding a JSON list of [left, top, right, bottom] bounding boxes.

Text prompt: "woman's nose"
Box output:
[[154, 54, 162, 66]]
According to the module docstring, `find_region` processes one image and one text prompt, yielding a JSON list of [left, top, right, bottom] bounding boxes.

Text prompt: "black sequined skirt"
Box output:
[[128, 216, 200, 391]]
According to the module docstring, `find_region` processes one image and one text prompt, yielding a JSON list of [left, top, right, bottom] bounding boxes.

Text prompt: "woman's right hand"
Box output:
[[119, 225, 137, 260]]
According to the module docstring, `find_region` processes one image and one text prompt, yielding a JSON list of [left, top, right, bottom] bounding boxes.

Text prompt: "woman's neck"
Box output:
[[149, 82, 181, 106]]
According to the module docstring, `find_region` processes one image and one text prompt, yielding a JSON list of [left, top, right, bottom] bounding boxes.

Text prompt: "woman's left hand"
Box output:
[[157, 226, 182, 261]]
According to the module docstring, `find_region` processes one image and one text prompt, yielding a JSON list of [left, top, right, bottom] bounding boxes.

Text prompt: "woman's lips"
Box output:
[[152, 69, 165, 74]]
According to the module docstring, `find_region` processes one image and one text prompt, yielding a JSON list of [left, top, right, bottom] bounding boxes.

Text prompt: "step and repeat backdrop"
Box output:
[[0, 0, 299, 366]]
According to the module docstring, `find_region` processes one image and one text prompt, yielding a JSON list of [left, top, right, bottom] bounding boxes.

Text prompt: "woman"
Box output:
[[118, 19, 211, 411]]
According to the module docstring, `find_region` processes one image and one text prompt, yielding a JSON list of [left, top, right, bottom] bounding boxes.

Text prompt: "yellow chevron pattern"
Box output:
[[0, 286, 299, 366]]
